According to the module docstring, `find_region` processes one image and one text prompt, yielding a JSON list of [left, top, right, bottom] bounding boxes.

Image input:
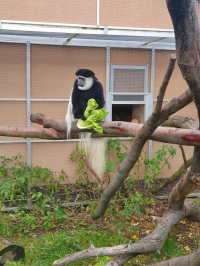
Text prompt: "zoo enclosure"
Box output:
[[0, 0, 199, 183]]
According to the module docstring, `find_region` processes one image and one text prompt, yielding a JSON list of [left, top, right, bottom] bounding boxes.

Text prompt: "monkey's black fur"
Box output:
[[72, 69, 105, 120], [75, 69, 95, 78]]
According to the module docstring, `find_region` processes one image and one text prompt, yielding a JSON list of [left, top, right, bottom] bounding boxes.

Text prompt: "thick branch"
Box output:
[[30, 113, 67, 132], [0, 126, 66, 140], [161, 116, 198, 130], [167, 0, 200, 211], [147, 248, 200, 266]]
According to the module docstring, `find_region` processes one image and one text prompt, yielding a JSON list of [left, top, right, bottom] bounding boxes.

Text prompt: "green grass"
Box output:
[[5, 229, 128, 266], [3, 228, 188, 266], [0, 210, 192, 266]]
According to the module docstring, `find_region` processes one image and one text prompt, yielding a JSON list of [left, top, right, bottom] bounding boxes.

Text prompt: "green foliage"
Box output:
[[105, 139, 176, 186], [106, 137, 129, 163], [95, 257, 111, 266], [70, 138, 177, 217], [119, 191, 154, 217], [70, 143, 86, 175], [105, 140, 176, 216], [192, 198, 200, 207], [0, 154, 69, 234], [144, 145, 176, 184]]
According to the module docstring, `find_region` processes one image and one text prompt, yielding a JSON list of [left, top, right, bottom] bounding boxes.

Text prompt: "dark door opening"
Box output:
[[112, 104, 144, 123]]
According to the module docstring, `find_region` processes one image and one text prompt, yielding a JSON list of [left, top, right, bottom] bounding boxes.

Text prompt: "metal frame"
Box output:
[[0, 18, 176, 50], [148, 49, 156, 161], [108, 64, 150, 121], [26, 42, 31, 167], [0, 20, 175, 37], [0, 35, 176, 50], [106, 47, 110, 121], [96, 0, 100, 27]]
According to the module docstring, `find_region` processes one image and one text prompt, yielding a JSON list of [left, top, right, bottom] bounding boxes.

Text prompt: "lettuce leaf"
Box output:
[[77, 99, 108, 134]]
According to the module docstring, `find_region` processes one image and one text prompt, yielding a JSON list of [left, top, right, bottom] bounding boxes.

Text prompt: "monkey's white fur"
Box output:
[[66, 89, 106, 181], [79, 132, 106, 181], [78, 77, 94, 91], [65, 89, 75, 139]]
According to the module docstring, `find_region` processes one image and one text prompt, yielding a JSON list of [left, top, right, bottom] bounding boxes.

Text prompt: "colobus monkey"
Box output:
[[66, 69, 106, 180]]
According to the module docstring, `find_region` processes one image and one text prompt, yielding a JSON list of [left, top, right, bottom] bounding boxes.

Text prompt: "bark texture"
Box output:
[[161, 116, 198, 129], [147, 248, 200, 266]]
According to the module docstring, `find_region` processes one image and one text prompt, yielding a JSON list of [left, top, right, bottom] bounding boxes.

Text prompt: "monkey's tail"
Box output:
[[79, 132, 106, 181], [65, 90, 74, 138]]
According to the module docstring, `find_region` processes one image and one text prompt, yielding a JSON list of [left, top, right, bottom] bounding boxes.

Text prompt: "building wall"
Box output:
[[1, 0, 200, 29], [0, 0, 97, 25]]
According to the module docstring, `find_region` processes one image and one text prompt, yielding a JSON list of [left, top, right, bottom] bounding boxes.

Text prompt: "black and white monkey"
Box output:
[[66, 69, 106, 180]]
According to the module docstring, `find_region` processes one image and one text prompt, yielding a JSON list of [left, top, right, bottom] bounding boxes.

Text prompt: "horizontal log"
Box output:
[[101, 121, 200, 146], [1, 114, 200, 147], [0, 126, 66, 140]]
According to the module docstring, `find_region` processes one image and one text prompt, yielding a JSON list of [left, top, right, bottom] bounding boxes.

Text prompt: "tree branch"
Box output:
[[161, 116, 198, 130], [179, 145, 188, 172], [166, 0, 200, 212], [147, 248, 200, 266], [0, 126, 66, 140]]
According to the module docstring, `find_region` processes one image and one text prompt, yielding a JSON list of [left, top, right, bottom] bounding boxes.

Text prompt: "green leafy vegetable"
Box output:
[[77, 99, 108, 134]]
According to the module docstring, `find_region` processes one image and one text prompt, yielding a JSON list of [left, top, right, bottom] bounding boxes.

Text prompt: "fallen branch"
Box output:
[[52, 199, 200, 266], [147, 247, 200, 266]]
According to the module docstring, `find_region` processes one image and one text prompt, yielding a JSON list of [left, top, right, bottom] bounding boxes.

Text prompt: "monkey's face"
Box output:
[[77, 76, 94, 90], [77, 76, 85, 87]]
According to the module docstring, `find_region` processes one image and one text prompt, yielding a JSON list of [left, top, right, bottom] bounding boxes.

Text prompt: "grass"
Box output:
[[5, 231, 187, 266], [4, 227, 129, 266], [0, 213, 191, 266]]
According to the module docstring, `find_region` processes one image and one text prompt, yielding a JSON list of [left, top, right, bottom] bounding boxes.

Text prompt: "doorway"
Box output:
[[112, 104, 144, 123]]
